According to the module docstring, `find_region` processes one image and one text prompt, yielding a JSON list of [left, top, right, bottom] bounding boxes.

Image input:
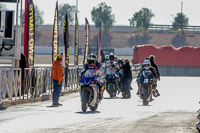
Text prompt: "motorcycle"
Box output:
[[105, 70, 118, 98], [80, 69, 101, 112], [138, 69, 154, 105]]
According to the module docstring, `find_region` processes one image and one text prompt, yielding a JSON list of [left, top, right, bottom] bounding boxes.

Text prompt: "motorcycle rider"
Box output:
[[80, 53, 105, 100], [136, 59, 157, 95], [105, 54, 120, 94], [138, 60, 153, 82], [149, 55, 160, 96], [105, 54, 119, 72]]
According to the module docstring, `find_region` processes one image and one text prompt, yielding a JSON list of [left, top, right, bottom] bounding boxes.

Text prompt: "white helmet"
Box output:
[[143, 60, 151, 69]]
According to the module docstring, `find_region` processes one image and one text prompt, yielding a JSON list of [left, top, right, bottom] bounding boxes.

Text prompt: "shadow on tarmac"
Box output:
[[137, 104, 152, 106], [76, 111, 101, 114], [46, 105, 59, 107], [0, 107, 7, 111], [103, 97, 123, 99]]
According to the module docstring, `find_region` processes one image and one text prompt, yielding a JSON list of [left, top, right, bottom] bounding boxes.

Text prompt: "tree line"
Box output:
[[0, 2, 189, 32], [0, 2, 191, 47]]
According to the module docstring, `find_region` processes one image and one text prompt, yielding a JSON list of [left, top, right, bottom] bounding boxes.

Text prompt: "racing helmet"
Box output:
[[87, 53, 96, 64], [117, 59, 123, 65], [109, 54, 115, 61], [143, 59, 151, 69]]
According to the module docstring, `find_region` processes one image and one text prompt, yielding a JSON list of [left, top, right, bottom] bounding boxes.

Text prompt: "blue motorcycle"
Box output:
[[138, 69, 154, 105], [80, 69, 100, 112]]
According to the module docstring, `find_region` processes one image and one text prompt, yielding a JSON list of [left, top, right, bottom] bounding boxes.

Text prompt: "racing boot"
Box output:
[[99, 86, 104, 100]]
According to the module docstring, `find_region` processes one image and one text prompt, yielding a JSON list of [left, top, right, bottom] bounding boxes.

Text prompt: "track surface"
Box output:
[[0, 77, 199, 133]]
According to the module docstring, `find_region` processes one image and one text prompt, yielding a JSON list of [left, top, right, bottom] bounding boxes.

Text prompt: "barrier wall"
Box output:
[[0, 66, 82, 103], [132, 45, 200, 67]]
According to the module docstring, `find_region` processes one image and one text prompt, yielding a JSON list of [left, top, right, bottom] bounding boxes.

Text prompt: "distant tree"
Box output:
[[129, 8, 155, 31], [34, 5, 44, 25], [91, 2, 115, 32], [171, 34, 188, 47], [58, 3, 76, 26], [91, 32, 112, 47], [172, 13, 189, 31], [20, 5, 44, 26], [128, 33, 152, 46]]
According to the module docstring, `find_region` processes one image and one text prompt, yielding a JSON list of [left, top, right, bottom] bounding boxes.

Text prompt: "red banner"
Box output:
[[24, 0, 28, 64], [52, 0, 59, 63]]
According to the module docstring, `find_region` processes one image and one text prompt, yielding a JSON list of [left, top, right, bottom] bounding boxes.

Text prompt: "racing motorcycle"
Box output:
[[138, 69, 154, 105], [105, 69, 118, 98], [80, 69, 101, 112]]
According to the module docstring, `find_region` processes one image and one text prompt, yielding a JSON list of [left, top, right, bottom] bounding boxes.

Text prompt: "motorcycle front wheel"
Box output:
[[143, 89, 149, 106], [81, 91, 89, 112]]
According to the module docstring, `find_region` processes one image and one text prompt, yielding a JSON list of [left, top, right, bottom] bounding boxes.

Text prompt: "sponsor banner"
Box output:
[[74, 13, 79, 65], [27, 0, 35, 67], [52, 0, 59, 63], [64, 12, 69, 68], [83, 18, 90, 64]]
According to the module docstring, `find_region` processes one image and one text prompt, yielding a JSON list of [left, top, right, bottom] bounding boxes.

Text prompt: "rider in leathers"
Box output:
[[105, 54, 120, 93], [136, 59, 157, 95], [80, 53, 104, 100]]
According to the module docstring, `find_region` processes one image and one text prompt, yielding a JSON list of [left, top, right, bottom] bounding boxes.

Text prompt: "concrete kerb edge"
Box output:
[[0, 89, 79, 108]]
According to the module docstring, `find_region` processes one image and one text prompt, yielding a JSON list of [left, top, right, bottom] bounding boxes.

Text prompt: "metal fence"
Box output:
[[0, 68, 21, 102], [149, 25, 200, 33], [0, 66, 82, 103]]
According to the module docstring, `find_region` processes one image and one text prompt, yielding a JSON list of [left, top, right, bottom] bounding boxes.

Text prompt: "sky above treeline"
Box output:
[[4, 0, 200, 26]]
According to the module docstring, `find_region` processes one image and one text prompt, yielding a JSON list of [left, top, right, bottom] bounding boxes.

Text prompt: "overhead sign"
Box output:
[[0, 0, 19, 3]]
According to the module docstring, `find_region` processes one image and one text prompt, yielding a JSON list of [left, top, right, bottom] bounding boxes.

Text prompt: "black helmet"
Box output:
[[109, 54, 114, 60], [149, 55, 155, 61], [117, 59, 123, 64]]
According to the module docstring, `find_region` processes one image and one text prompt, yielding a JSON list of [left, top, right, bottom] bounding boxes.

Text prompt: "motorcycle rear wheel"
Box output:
[[109, 85, 114, 98]]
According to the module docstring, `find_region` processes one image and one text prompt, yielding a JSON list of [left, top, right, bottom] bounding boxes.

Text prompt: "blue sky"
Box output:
[[4, 0, 200, 26]]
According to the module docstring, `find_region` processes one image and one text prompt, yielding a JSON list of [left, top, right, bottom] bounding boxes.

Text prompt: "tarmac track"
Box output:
[[0, 77, 199, 133]]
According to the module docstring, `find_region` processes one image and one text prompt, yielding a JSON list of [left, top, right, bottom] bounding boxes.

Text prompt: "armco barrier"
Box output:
[[0, 66, 82, 105]]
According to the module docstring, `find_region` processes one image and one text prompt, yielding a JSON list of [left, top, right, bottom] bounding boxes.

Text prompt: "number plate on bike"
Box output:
[[144, 78, 149, 83]]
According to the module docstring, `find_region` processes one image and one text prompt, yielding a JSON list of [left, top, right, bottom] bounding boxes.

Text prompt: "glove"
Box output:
[[78, 76, 82, 81]]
